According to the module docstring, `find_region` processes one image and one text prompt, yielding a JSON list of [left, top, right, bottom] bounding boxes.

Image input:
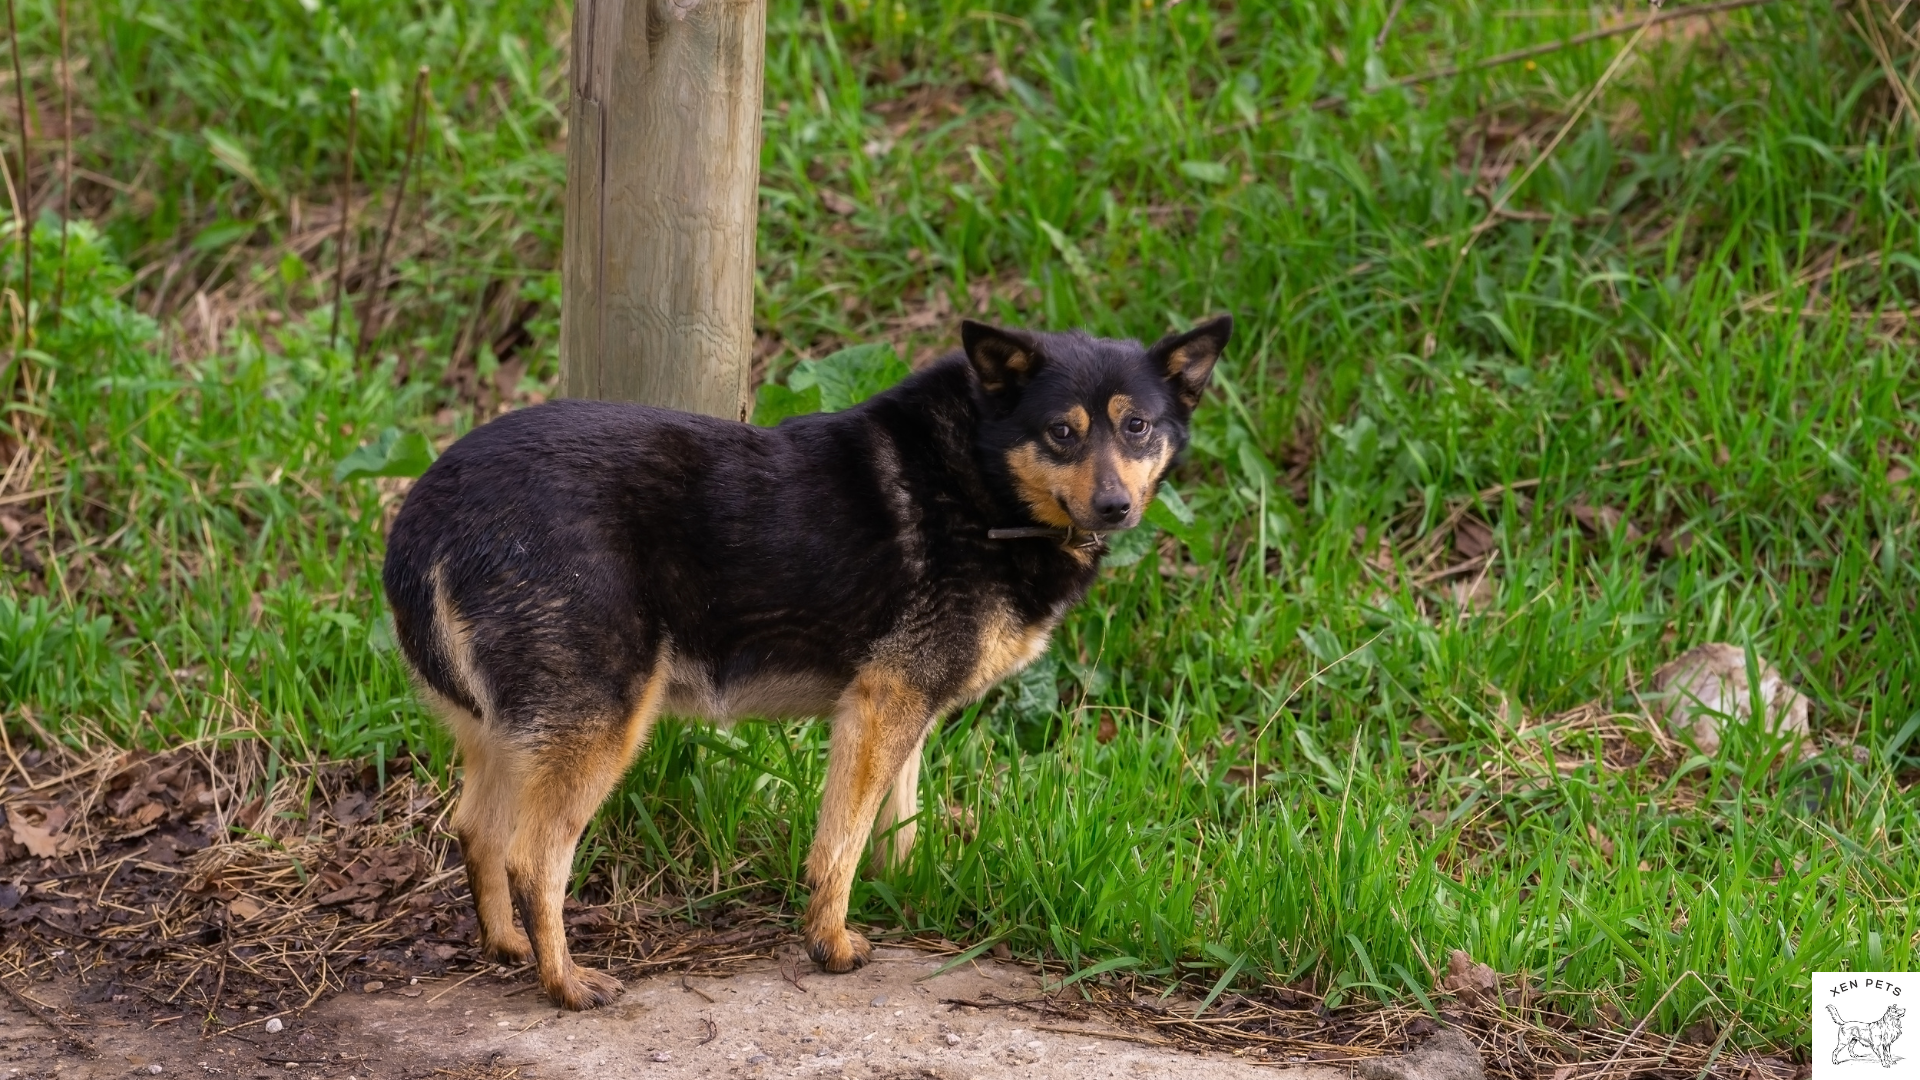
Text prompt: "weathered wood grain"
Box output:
[[561, 0, 765, 420]]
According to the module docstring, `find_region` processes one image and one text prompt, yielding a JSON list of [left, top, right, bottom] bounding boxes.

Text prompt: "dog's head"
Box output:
[[965, 315, 1232, 533]]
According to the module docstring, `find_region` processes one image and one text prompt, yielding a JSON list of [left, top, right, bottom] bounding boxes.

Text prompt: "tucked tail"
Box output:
[[1829, 1004, 1847, 1025]]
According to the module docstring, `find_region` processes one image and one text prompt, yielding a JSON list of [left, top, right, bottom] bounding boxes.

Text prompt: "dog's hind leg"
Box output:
[[805, 664, 932, 973], [443, 700, 532, 964], [504, 660, 670, 1010], [869, 728, 928, 874]]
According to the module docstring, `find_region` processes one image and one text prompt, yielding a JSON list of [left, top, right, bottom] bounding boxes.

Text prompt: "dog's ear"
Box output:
[[1147, 314, 1232, 409], [961, 321, 1043, 395]]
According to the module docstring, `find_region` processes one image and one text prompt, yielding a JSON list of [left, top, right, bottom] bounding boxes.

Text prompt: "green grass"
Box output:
[[7, 0, 1920, 1053]]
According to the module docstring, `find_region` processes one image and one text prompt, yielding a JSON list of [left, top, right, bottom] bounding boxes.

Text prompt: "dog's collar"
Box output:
[[987, 525, 1104, 550]]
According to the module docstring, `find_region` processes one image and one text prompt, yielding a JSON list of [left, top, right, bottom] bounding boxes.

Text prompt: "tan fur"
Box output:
[[459, 652, 671, 1010], [1106, 393, 1135, 427], [430, 564, 494, 720], [803, 662, 929, 972], [438, 692, 529, 965], [1005, 444, 1081, 528], [963, 606, 1051, 701], [869, 728, 928, 874], [1164, 343, 1219, 406], [1007, 436, 1169, 533], [1114, 441, 1173, 516], [663, 658, 840, 723], [976, 345, 1029, 393], [1063, 404, 1090, 437]]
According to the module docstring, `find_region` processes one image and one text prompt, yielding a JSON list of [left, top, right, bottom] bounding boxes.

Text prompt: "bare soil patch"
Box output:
[[0, 737, 1802, 1080]]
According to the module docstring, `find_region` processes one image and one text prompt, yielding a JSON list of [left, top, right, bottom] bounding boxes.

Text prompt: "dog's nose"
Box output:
[[1093, 491, 1132, 526]]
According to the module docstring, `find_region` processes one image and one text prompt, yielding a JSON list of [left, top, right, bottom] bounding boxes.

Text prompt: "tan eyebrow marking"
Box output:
[[1064, 405, 1090, 437]]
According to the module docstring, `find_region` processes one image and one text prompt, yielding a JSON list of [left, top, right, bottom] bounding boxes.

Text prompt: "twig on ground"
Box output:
[[681, 973, 717, 1003], [53, 0, 69, 317], [330, 87, 358, 352], [0, 967, 96, 1056], [1374, 0, 1409, 50], [357, 65, 429, 360], [4, 0, 27, 349], [1424, 7, 1662, 352], [1395, 0, 1775, 87]]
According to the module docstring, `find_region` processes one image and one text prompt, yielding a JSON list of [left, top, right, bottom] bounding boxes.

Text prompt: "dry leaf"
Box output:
[[1569, 501, 1643, 541], [1438, 949, 1499, 1002], [1648, 643, 1810, 756], [1586, 823, 1615, 861], [12, 819, 65, 858], [820, 190, 857, 216], [330, 791, 373, 827], [1095, 714, 1118, 744], [0, 512, 20, 540], [229, 896, 265, 921], [1450, 574, 1496, 614], [1452, 517, 1495, 559], [9, 804, 78, 858], [1888, 463, 1912, 484], [1655, 528, 1695, 560]]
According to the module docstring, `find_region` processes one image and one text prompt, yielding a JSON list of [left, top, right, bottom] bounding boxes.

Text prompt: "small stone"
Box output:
[[1649, 643, 1809, 756], [147, 1068, 164, 1076], [944, 1033, 961, 1046], [870, 995, 887, 1007], [362, 981, 385, 993], [649, 1051, 673, 1063], [264, 1017, 284, 1034], [497, 1021, 513, 1028], [747, 1054, 770, 1064], [1356, 1028, 1486, 1080]]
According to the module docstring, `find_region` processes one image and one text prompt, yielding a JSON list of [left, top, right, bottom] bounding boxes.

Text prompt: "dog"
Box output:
[[1829, 1003, 1905, 1067], [382, 315, 1232, 1009]]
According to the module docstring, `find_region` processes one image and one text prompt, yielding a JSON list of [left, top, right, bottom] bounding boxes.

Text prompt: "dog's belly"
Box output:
[[662, 660, 844, 723]]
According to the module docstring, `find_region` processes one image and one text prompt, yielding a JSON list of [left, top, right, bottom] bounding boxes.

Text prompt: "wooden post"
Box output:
[[562, 0, 765, 421]]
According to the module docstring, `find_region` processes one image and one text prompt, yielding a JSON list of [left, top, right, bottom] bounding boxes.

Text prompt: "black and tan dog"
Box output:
[[382, 315, 1231, 1009]]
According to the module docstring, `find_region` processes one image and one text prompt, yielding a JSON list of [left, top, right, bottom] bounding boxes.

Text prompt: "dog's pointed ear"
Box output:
[[961, 321, 1042, 395], [1147, 314, 1232, 409]]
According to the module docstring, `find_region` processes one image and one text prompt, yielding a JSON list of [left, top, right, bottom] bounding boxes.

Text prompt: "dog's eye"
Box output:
[[1048, 422, 1075, 441], [1124, 417, 1150, 436]]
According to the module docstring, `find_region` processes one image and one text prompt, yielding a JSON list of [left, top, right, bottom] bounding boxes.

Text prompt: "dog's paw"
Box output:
[[805, 927, 873, 973], [480, 929, 533, 966], [545, 965, 624, 1011]]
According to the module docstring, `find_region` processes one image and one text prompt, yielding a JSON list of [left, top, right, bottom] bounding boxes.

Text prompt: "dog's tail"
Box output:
[[1828, 1004, 1847, 1025]]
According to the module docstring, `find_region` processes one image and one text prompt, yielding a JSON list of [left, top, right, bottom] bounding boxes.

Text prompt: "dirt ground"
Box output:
[[1, 946, 1356, 1080]]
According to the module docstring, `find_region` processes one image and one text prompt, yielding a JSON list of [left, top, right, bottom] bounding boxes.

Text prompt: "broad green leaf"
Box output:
[[333, 428, 436, 482], [1178, 159, 1230, 184]]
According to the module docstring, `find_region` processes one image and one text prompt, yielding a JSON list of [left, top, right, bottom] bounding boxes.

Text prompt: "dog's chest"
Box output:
[[957, 604, 1057, 704]]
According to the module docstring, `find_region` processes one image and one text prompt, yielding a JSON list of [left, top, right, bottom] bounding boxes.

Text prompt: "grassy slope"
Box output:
[[5, 0, 1919, 1050]]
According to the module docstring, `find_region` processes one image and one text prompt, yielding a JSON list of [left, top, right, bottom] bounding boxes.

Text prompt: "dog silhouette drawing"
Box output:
[[1829, 1003, 1905, 1068]]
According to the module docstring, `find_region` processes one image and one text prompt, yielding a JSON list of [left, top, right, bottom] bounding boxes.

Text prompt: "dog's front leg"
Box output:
[[804, 664, 932, 972]]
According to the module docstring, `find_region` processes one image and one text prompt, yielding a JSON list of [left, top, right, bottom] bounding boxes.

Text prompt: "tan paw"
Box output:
[[545, 965, 624, 1011], [480, 929, 533, 966], [806, 927, 873, 974]]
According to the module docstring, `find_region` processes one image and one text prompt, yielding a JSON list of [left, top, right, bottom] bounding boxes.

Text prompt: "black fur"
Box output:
[[385, 318, 1229, 737]]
